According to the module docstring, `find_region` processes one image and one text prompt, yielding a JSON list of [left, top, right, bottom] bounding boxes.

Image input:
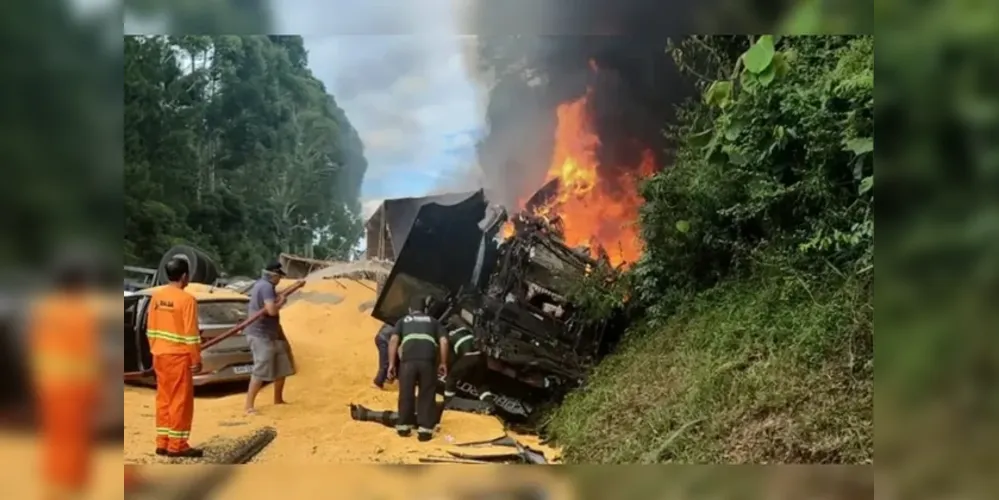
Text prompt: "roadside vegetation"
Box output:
[[124, 35, 368, 274], [547, 36, 874, 463]]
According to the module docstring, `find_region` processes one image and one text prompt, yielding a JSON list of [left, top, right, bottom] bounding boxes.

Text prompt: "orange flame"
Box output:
[[506, 71, 656, 269]]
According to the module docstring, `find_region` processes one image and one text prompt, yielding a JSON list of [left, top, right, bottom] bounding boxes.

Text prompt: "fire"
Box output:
[[504, 73, 656, 269]]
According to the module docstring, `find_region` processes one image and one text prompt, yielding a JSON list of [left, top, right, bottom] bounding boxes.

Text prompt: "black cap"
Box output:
[[264, 261, 286, 276]]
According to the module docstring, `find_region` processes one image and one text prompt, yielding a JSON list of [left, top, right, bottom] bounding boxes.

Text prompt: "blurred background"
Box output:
[[4, 0, 996, 498]]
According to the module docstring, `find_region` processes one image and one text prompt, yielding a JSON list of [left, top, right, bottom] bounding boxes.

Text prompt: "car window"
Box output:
[[198, 300, 248, 325]]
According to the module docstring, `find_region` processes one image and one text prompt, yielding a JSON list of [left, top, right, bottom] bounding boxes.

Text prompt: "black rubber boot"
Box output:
[[155, 448, 168, 456], [397, 428, 412, 437], [167, 448, 204, 458], [417, 432, 433, 442]]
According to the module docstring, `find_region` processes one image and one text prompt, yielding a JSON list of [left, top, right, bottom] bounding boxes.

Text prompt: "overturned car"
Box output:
[[370, 190, 628, 423]]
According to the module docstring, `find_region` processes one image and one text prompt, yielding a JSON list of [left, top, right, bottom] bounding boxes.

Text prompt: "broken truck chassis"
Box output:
[[371, 190, 627, 425], [446, 211, 624, 421]]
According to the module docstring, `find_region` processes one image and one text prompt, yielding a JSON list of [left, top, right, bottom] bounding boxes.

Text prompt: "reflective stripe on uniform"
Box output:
[[147, 329, 201, 345], [396, 424, 412, 431], [453, 335, 474, 354], [443, 390, 456, 397], [31, 353, 100, 379], [417, 427, 434, 434], [156, 427, 190, 438], [400, 333, 437, 355]]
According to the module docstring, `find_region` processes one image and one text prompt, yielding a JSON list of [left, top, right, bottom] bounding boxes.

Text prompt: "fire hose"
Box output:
[[123, 280, 307, 381]]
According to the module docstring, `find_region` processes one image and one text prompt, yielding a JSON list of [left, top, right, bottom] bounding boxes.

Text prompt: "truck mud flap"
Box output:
[[444, 396, 495, 414]]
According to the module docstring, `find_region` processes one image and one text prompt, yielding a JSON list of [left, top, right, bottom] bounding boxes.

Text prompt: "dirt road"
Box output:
[[123, 277, 558, 464]]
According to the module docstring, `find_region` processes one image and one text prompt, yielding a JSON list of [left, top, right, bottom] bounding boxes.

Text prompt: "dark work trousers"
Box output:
[[373, 337, 389, 388], [396, 360, 438, 436], [444, 353, 490, 399]]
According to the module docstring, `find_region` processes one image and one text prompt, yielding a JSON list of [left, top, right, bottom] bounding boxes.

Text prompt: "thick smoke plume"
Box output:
[[450, 0, 790, 209]]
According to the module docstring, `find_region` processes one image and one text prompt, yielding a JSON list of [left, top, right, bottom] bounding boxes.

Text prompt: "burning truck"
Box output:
[[370, 85, 655, 423], [370, 189, 629, 422]]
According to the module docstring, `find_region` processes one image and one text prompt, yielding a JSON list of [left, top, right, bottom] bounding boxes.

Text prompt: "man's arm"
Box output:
[[387, 322, 401, 379], [436, 321, 449, 374], [262, 283, 282, 316], [387, 321, 402, 355], [181, 297, 202, 368], [387, 334, 400, 364]]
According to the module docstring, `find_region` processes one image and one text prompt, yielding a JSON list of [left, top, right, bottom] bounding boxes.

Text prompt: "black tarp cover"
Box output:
[[372, 190, 489, 325], [374, 192, 479, 259]]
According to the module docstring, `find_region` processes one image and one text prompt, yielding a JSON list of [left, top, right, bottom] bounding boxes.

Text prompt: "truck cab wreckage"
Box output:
[[369, 189, 629, 425]]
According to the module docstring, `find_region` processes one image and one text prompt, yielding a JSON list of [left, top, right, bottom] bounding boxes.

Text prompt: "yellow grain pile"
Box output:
[[124, 272, 559, 464]]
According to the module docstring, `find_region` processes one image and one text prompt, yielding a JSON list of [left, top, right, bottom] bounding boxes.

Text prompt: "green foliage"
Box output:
[[124, 36, 366, 274], [547, 271, 872, 463], [564, 264, 632, 322], [636, 35, 874, 314], [546, 36, 874, 464]]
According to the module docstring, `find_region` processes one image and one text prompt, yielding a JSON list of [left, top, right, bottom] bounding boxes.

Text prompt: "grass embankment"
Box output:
[[546, 272, 873, 463]]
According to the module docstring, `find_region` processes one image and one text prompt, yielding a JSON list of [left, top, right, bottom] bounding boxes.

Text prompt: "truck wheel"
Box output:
[[154, 245, 220, 285]]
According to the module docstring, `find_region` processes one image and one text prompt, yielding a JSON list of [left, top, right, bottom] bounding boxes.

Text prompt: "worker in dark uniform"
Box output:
[[443, 316, 494, 404], [386, 296, 448, 442]]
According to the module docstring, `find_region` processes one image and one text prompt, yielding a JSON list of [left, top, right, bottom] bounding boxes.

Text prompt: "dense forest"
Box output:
[[471, 35, 874, 463], [124, 35, 367, 275]]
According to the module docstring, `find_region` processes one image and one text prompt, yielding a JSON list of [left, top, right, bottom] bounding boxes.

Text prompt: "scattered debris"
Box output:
[[446, 448, 522, 462], [455, 435, 519, 448], [349, 403, 548, 464], [419, 456, 490, 464]]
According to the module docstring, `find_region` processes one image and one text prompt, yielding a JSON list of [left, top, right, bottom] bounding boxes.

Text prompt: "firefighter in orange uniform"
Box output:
[[147, 258, 204, 458]]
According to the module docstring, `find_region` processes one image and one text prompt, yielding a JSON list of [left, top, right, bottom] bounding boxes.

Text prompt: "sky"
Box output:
[[121, 0, 489, 214], [272, 0, 486, 207]]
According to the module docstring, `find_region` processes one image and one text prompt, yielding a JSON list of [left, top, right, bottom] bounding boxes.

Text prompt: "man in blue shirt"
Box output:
[[243, 261, 296, 414]]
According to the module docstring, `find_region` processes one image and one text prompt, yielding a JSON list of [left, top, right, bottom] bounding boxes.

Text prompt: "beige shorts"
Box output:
[[247, 336, 295, 382]]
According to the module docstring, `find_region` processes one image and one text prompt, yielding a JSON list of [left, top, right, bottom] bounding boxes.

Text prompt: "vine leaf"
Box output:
[[704, 80, 733, 107], [689, 128, 713, 148], [759, 62, 777, 87], [859, 176, 874, 195], [844, 137, 874, 155], [743, 35, 776, 74]]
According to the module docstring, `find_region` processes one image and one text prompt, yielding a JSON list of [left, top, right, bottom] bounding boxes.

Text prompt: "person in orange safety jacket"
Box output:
[[147, 257, 204, 458], [29, 259, 103, 500]]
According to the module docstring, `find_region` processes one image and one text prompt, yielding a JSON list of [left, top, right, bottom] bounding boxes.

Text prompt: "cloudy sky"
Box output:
[[275, 0, 485, 205], [122, 0, 489, 209]]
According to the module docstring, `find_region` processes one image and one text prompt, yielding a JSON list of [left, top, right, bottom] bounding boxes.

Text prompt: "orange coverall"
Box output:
[[28, 293, 100, 499], [146, 285, 201, 453]]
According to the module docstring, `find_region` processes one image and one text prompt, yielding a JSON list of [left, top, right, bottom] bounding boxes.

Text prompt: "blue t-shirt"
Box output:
[[245, 277, 280, 339]]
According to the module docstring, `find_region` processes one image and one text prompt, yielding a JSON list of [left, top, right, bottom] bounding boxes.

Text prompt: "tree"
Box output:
[[124, 35, 367, 274]]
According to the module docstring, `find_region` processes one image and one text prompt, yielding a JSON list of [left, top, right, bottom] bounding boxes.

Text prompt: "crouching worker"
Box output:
[[386, 296, 448, 442], [444, 317, 494, 404]]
